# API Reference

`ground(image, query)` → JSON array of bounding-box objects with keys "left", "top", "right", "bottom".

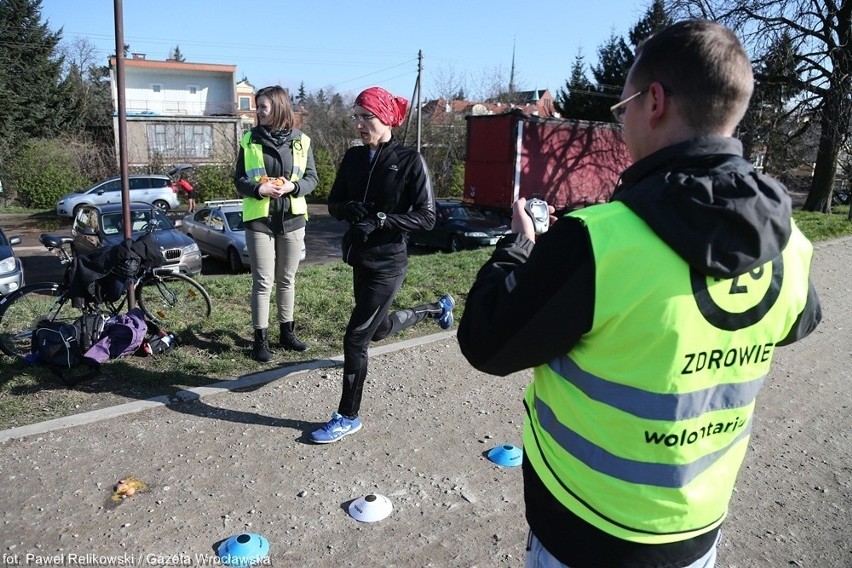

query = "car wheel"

[
  {"left": 72, "top": 204, "right": 89, "bottom": 218},
  {"left": 153, "top": 200, "right": 170, "bottom": 211},
  {"left": 227, "top": 247, "right": 244, "bottom": 274},
  {"left": 448, "top": 235, "right": 462, "bottom": 253}
]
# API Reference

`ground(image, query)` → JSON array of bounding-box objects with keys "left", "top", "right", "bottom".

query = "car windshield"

[
  {"left": 443, "top": 205, "right": 485, "bottom": 221},
  {"left": 102, "top": 209, "right": 173, "bottom": 235},
  {"left": 0, "top": 231, "right": 8, "bottom": 246},
  {"left": 225, "top": 211, "right": 244, "bottom": 231}
]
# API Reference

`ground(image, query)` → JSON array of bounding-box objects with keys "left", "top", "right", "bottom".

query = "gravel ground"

[{"left": 1, "top": 237, "right": 850, "bottom": 568}]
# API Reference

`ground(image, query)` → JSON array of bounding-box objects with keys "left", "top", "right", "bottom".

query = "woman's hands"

[{"left": 258, "top": 176, "right": 296, "bottom": 198}]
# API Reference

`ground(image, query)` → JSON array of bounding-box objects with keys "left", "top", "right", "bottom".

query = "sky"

[{"left": 39, "top": 0, "right": 648, "bottom": 102}]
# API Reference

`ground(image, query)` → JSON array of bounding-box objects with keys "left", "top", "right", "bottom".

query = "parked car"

[
  {"left": 409, "top": 199, "right": 511, "bottom": 252},
  {"left": 71, "top": 202, "right": 202, "bottom": 276},
  {"left": 0, "top": 227, "right": 25, "bottom": 296},
  {"left": 56, "top": 174, "right": 180, "bottom": 218},
  {"left": 179, "top": 199, "right": 305, "bottom": 274}
]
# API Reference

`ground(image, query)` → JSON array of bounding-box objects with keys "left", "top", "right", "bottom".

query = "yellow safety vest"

[
  {"left": 524, "top": 201, "right": 813, "bottom": 544},
  {"left": 240, "top": 130, "right": 309, "bottom": 221}
]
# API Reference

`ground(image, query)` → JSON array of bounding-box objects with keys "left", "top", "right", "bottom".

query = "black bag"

[
  {"left": 32, "top": 321, "right": 82, "bottom": 369},
  {"left": 138, "top": 318, "right": 178, "bottom": 356},
  {"left": 74, "top": 313, "right": 109, "bottom": 352}
]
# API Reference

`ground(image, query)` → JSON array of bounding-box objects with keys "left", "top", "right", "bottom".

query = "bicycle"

[{"left": 0, "top": 229, "right": 212, "bottom": 360}]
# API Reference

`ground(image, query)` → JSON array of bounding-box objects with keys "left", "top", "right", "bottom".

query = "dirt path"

[{"left": 0, "top": 237, "right": 849, "bottom": 567}]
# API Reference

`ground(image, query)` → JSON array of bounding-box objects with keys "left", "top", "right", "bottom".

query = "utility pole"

[
  {"left": 403, "top": 50, "right": 424, "bottom": 152},
  {"left": 113, "top": 0, "right": 135, "bottom": 307},
  {"left": 416, "top": 50, "right": 423, "bottom": 152}
]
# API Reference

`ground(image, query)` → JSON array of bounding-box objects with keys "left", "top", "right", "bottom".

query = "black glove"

[
  {"left": 349, "top": 219, "right": 378, "bottom": 243},
  {"left": 343, "top": 201, "right": 370, "bottom": 223}
]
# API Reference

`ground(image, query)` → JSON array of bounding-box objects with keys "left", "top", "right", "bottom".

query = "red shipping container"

[{"left": 463, "top": 111, "right": 632, "bottom": 214}]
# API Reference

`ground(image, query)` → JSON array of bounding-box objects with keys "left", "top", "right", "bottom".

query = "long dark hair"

[{"left": 255, "top": 85, "right": 295, "bottom": 130}]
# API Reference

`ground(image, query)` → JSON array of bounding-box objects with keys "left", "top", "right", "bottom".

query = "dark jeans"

[{"left": 337, "top": 265, "right": 439, "bottom": 417}]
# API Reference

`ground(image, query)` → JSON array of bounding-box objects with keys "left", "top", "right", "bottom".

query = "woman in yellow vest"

[{"left": 234, "top": 85, "right": 318, "bottom": 361}]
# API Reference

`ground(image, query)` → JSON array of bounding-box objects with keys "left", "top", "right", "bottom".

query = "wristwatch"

[{"left": 376, "top": 212, "right": 387, "bottom": 229}]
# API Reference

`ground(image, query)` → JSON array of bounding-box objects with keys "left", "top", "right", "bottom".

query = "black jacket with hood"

[
  {"left": 328, "top": 138, "right": 435, "bottom": 271},
  {"left": 457, "top": 136, "right": 821, "bottom": 567}
]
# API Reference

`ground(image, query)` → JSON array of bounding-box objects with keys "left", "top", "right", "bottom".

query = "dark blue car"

[{"left": 409, "top": 199, "right": 511, "bottom": 252}]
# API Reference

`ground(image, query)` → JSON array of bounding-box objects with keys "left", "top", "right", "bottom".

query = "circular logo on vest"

[{"left": 690, "top": 257, "right": 783, "bottom": 330}]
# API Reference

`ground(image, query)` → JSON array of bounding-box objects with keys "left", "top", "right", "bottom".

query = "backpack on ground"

[
  {"left": 32, "top": 321, "right": 82, "bottom": 369},
  {"left": 74, "top": 313, "right": 109, "bottom": 352}
]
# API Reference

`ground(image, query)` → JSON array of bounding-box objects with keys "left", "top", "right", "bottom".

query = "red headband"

[{"left": 355, "top": 87, "right": 409, "bottom": 128}]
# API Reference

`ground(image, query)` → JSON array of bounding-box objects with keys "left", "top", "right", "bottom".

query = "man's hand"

[
  {"left": 349, "top": 218, "right": 378, "bottom": 242},
  {"left": 344, "top": 201, "right": 370, "bottom": 223},
  {"left": 511, "top": 198, "right": 536, "bottom": 240},
  {"left": 511, "top": 198, "right": 556, "bottom": 242}
]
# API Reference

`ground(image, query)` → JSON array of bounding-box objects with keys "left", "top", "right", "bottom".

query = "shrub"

[
  {"left": 447, "top": 159, "right": 465, "bottom": 198},
  {"left": 311, "top": 146, "right": 336, "bottom": 201},
  {"left": 7, "top": 138, "right": 90, "bottom": 209},
  {"left": 193, "top": 162, "right": 237, "bottom": 203}
]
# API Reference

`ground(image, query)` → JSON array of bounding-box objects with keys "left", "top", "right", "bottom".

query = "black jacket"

[
  {"left": 328, "top": 138, "right": 435, "bottom": 271},
  {"left": 234, "top": 126, "right": 318, "bottom": 234},
  {"left": 457, "top": 136, "right": 822, "bottom": 567}
]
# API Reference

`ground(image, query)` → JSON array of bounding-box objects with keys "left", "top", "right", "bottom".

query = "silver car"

[
  {"left": 180, "top": 199, "right": 305, "bottom": 274},
  {"left": 72, "top": 202, "right": 202, "bottom": 276},
  {"left": 0, "top": 227, "right": 24, "bottom": 296},
  {"left": 56, "top": 174, "right": 180, "bottom": 218}
]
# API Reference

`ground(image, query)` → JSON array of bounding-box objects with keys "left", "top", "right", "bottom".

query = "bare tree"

[
  {"left": 469, "top": 65, "right": 512, "bottom": 102},
  {"left": 58, "top": 37, "right": 100, "bottom": 77},
  {"left": 426, "top": 64, "right": 469, "bottom": 101},
  {"left": 670, "top": 0, "right": 852, "bottom": 212}
]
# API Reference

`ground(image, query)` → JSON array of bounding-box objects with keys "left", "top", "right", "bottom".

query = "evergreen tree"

[
  {"left": 170, "top": 45, "right": 186, "bottom": 62},
  {"left": 629, "top": 0, "right": 672, "bottom": 48},
  {"left": 738, "top": 32, "right": 804, "bottom": 175},
  {"left": 297, "top": 82, "right": 307, "bottom": 104},
  {"left": 0, "top": 0, "right": 66, "bottom": 162},
  {"left": 589, "top": 32, "right": 633, "bottom": 122},
  {"left": 555, "top": 51, "right": 598, "bottom": 120}
]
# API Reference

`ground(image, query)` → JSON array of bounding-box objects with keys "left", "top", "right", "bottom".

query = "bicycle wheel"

[
  {"left": 136, "top": 273, "right": 212, "bottom": 332},
  {"left": 0, "top": 283, "right": 77, "bottom": 359}
]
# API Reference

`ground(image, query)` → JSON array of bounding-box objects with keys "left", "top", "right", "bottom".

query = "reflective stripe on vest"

[
  {"left": 240, "top": 130, "right": 310, "bottom": 221},
  {"left": 523, "top": 201, "right": 813, "bottom": 544}
]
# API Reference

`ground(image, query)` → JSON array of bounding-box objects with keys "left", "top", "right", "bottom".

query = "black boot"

[
  {"left": 252, "top": 328, "right": 273, "bottom": 362},
  {"left": 280, "top": 321, "right": 309, "bottom": 352}
]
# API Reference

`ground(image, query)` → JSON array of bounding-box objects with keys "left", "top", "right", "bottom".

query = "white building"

[{"left": 109, "top": 54, "right": 242, "bottom": 168}]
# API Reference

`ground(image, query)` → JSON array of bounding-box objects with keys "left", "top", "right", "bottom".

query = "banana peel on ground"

[{"left": 111, "top": 477, "right": 148, "bottom": 502}]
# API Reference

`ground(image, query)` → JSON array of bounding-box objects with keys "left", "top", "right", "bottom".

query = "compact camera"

[{"left": 524, "top": 198, "right": 550, "bottom": 235}]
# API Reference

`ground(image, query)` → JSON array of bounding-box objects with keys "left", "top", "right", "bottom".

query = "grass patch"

[
  {"left": 0, "top": 205, "right": 849, "bottom": 431},
  {"left": 0, "top": 247, "right": 491, "bottom": 430}
]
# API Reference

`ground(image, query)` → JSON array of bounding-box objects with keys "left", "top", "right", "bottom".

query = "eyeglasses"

[
  {"left": 350, "top": 113, "right": 377, "bottom": 123},
  {"left": 610, "top": 89, "right": 646, "bottom": 123}
]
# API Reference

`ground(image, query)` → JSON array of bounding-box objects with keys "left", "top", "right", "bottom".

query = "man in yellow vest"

[{"left": 458, "top": 20, "right": 822, "bottom": 568}]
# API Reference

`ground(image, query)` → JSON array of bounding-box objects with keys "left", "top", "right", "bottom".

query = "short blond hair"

[{"left": 631, "top": 20, "right": 753, "bottom": 133}]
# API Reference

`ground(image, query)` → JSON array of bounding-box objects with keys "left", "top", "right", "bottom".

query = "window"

[
  {"left": 95, "top": 179, "right": 121, "bottom": 194},
  {"left": 152, "top": 84, "right": 162, "bottom": 93},
  {"left": 188, "top": 85, "right": 198, "bottom": 95},
  {"left": 147, "top": 123, "right": 213, "bottom": 159},
  {"left": 239, "top": 96, "right": 251, "bottom": 111},
  {"left": 129, "top": 177, "right": 151, "bottom": 190},
  {"left": 209, "top": 211, "right": 225, "bottom": 230}
]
